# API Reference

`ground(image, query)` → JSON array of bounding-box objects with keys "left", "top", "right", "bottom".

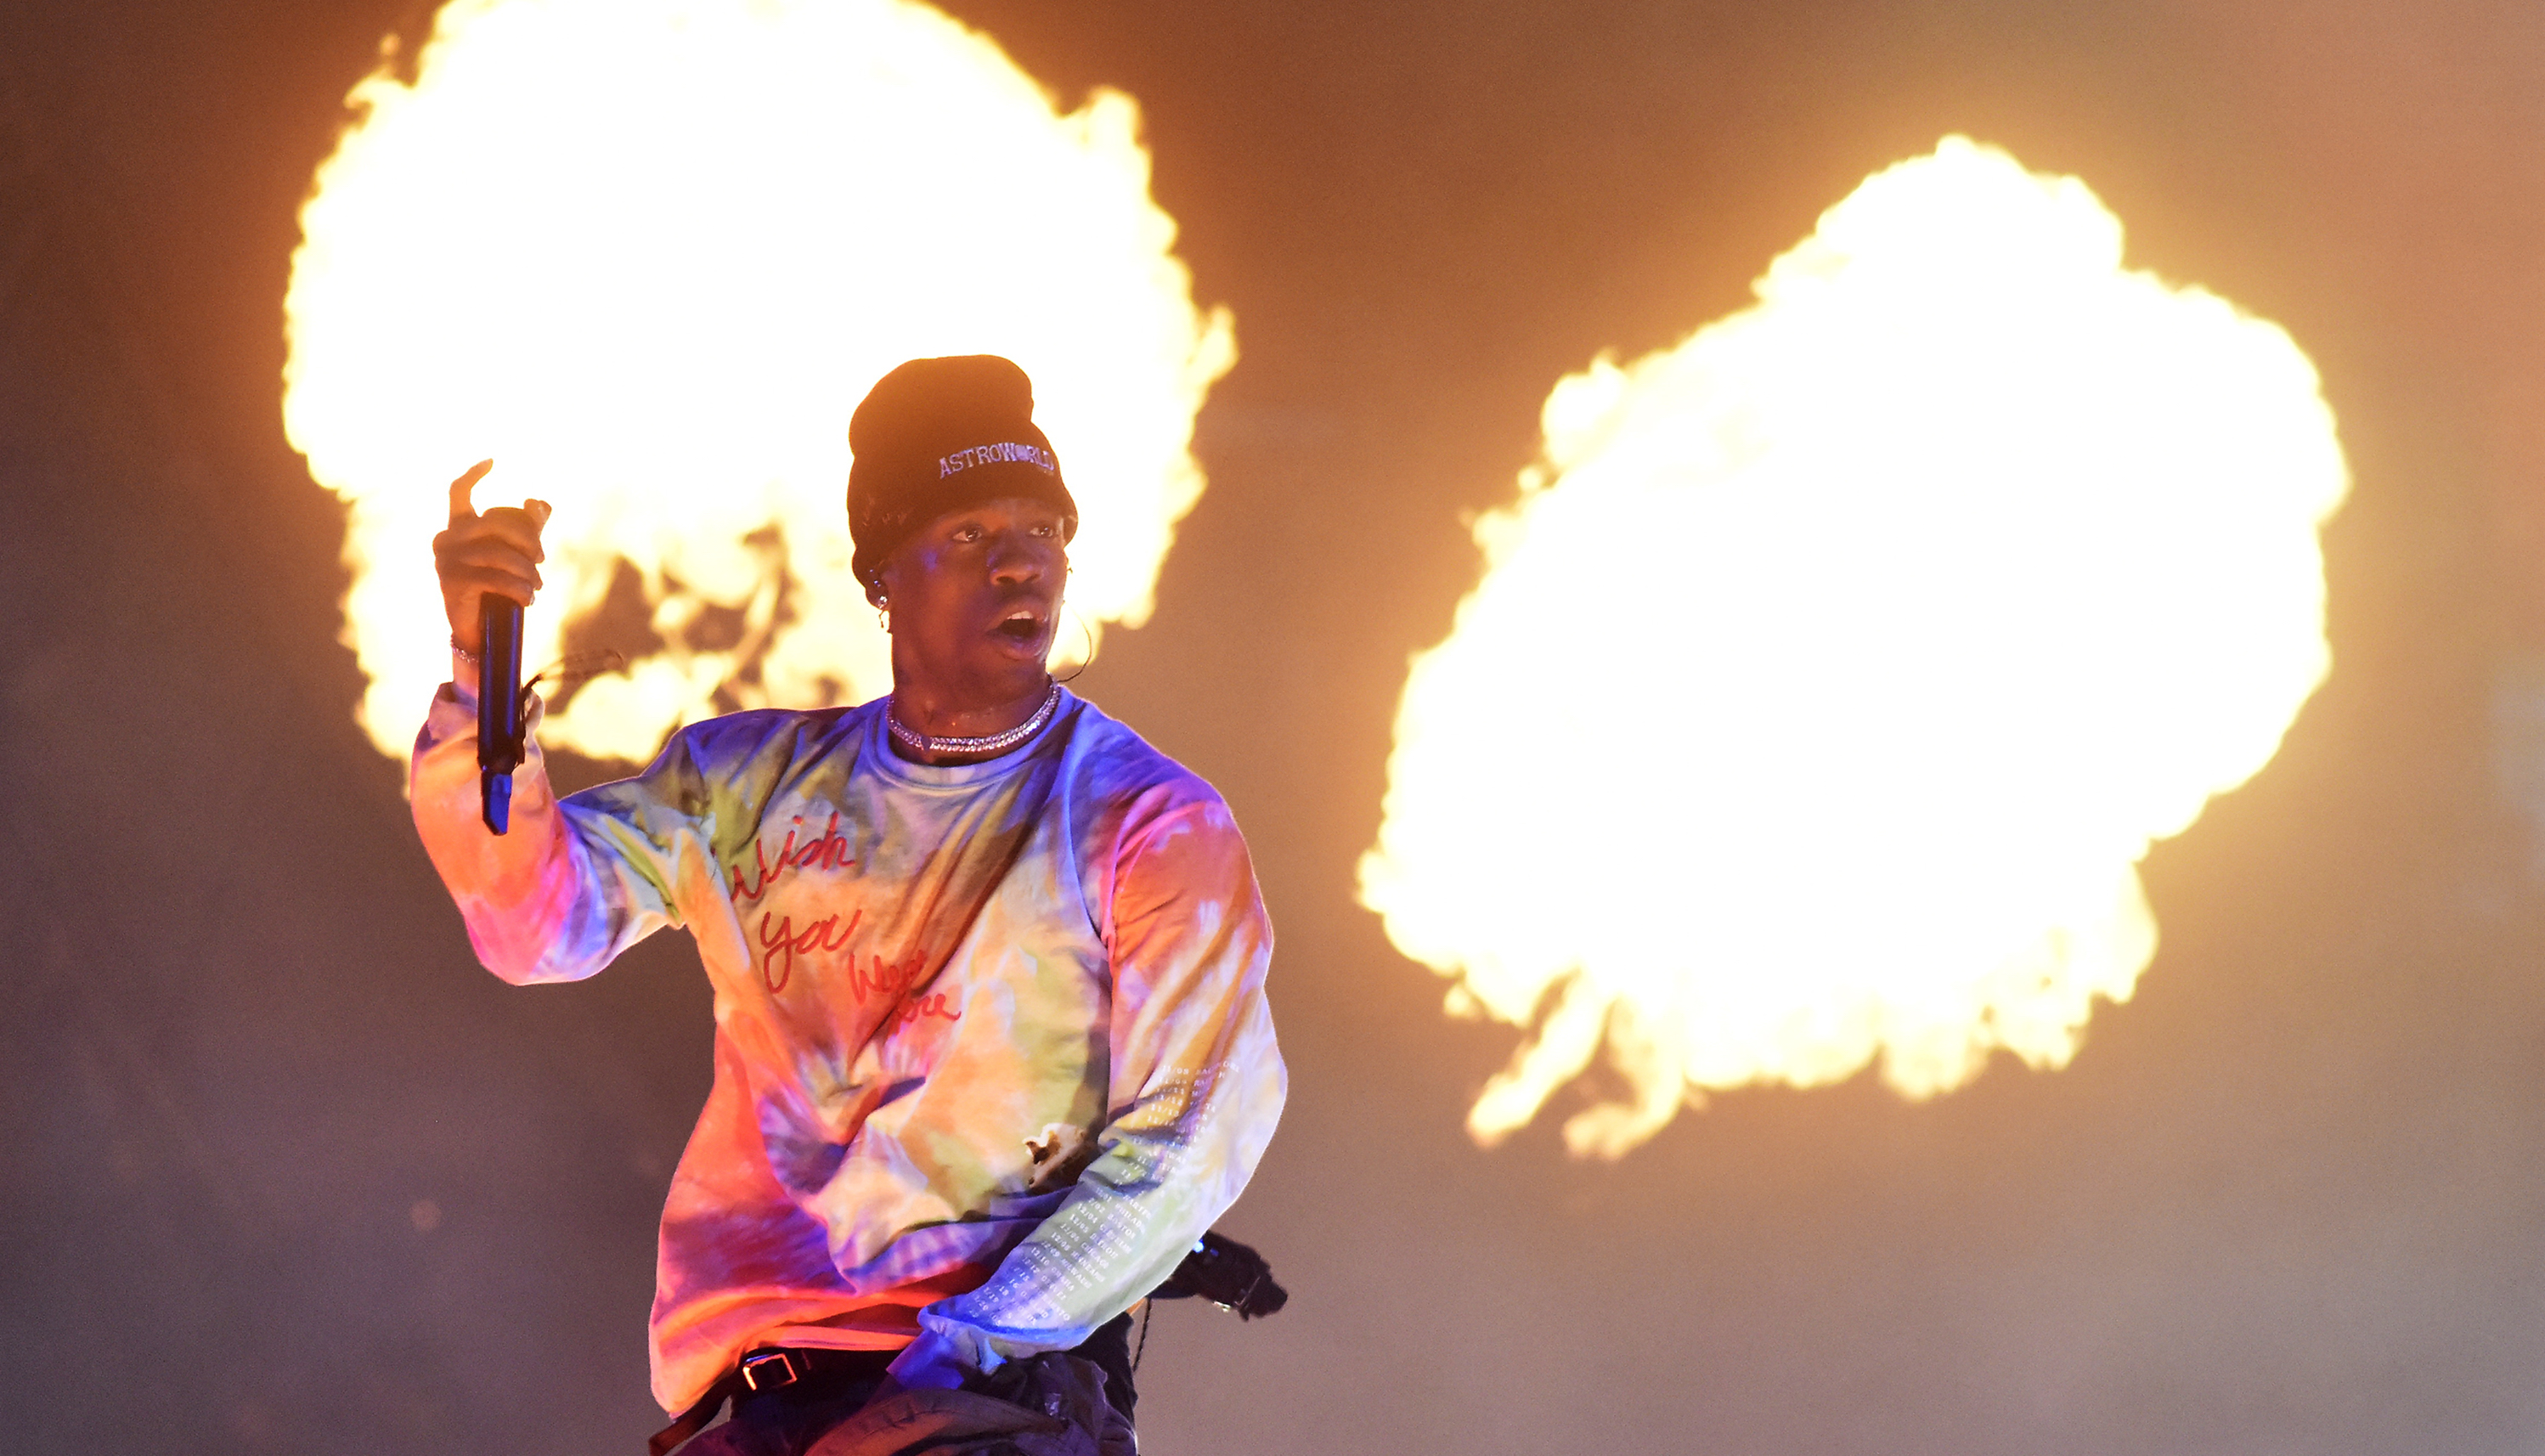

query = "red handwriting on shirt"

[
  {"left": 729, "top": 813, "right": 855, "bottom": 904},
  {"left": 756, "top": 907, "right": 862, "bottom": 994},
  {"left": 855, "top": 951, "right": 962, "bottom": 1024},
  {"left": 846, "top": 946, "right": 929, "bottom": 1003},
  {"left": 899, "top": 992, "right": 962, "bottom": 1024},
  {"left": 749, "top": 923, "right": 961, "bottom": 1024}
]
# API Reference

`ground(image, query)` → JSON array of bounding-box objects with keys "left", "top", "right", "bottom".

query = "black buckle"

[{"left": 739, "top": 1349, "right": 804, "bottom": 1392}]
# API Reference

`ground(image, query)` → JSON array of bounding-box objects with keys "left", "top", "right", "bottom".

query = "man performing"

[{"left": 412, "top": 354, "right": 1286, "bottom": 1455}]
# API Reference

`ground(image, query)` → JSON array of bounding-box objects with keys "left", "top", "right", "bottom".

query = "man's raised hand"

[{"left": 433, "top": 460, "right": 553, "bottom": 653}]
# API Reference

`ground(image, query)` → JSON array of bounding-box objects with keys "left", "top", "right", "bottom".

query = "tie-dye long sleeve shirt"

[{"left": 411, "top": 663, "right": 1284, "bottom": 1413}]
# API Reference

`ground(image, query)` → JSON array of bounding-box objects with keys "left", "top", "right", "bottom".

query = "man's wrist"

[
  {"left": 885, "top": 1329, "right": 974, "bottom": 1391},
  {"left": 449, "top": 643, "right": 482, "bottom": 698}
]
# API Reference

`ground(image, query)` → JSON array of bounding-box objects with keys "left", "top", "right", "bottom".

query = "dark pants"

[{"left": 684, "top": 1316, "right": 1137, "bottom": 1456}]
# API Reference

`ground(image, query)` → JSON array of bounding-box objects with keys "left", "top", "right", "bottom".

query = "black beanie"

[{"left": 848, "top": 355, "right": 1078, "bottom": 591}]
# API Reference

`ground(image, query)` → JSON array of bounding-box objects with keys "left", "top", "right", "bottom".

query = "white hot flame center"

[
  {"left": 285, "top": 0, "right": 1233, "bottom": 764},
  {"left": 1360, "top": 138, "right": 2349, "bottom": 1158}
]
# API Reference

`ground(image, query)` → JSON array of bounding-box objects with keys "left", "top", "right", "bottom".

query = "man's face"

[{"left": 872, "top": 495, "right": 1069, "bottom": 699}]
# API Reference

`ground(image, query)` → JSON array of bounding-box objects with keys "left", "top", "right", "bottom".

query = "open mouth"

[{"left": 992, "top": 609, "right": 1046, "bottom": 644}]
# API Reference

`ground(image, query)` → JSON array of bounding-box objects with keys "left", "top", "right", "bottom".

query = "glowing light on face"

[
  {"left": 285, "top": 0, "right": 1233, "bottom": 764},
  {"left": 1360, "top": 138, "right": 2349, "bottom": 1158}
]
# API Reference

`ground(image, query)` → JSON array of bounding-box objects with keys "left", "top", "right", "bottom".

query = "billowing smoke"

[
  {"left": 285, "top": 0, "right": 1233, "bottom": 764},
  {"left": 1361, "top": 138, "right": 2349, "bottom": 1157}
]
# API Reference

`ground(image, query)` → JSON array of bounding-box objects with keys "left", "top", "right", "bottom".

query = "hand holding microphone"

[{"left": 433, "top": 460, "right": 552, "bottom": 835}]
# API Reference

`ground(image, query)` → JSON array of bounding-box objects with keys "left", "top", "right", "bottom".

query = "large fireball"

[
  {"left": 285, "top": 0, "right": 1233, "bottom": 764},
  {"left": 1360, "top": 138, "right": 2349, "bottom": 1158}
]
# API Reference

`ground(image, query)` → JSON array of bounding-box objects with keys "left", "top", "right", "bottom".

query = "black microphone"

[{"left": 477, "top": 594, "right": 527, "bottom": 834}]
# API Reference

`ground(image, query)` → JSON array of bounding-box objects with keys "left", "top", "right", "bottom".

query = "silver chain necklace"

[{"left": 886, "top": 682, "right": 1060, "bottom": 759}]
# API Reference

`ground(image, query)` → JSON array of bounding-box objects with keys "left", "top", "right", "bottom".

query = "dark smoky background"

[{"left": 5, "top": 1, "right": 2545, "bottom": 1452}]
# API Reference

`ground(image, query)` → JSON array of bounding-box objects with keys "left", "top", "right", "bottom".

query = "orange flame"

[
  {"left": 1360, "top": 138, "right": 2350, "bottom": 1157},
  {"left": 285, "top": 0, "right": 1233, "bottom": 764}
]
